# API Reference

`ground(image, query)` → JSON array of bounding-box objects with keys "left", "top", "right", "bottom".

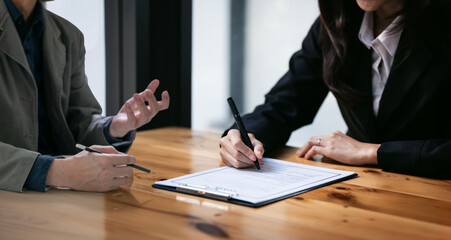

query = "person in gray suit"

[{"left": 0, "top": 0, "right": 170, "bottom": 192}]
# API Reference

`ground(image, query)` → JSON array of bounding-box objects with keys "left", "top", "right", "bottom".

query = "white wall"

[
  {"left": 192, "top": 0, "right": 231, "bottom": 132},
  {"left": 192, "top": 0, "right": 347, "bottom": 148},
  {"left": 45, "top": 0, "right": 106, "bottom": 114}
]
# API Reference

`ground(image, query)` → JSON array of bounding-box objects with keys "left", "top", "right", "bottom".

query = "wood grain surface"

[{"left": 0, "top": 127, "right": 450, "bottom": 240}]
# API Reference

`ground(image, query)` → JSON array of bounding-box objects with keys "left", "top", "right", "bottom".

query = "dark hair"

[{"left": 318, "top": 0, "right": 431, "bottom": 105}]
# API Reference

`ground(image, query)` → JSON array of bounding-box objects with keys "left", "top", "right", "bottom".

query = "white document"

[{"left": 154, "top": 158, "right": 356, "bottom": 206}]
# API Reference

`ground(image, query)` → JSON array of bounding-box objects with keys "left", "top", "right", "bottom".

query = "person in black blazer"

[{"left": 219, "top": 0, "right": 451, "bottom": 179}]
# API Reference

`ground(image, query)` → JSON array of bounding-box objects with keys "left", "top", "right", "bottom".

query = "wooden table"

[{"left": 1, "top": 127, "right": 450, "bottom": 239}]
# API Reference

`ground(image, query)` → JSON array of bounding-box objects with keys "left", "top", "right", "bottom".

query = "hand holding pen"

[
  {"left": 46, "top": 145, "right": 137, "bottom": 192},
  {"left": 219, "top": 97, "right": 264, "bottom": 170},
  {"left": 76, "top": 144, "right": 153, "bottom": 174}
]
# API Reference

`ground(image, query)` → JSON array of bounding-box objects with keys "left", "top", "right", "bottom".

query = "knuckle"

[
  {"left": 311, "top": 146, "right": 318, "bottom": 153},
  {"left": 232, "top": 150, "right": 241, "bottom": 159},
  {"left": 129, "top": 156, "right": 136, "bottom": 164},
  {"left": 100, "top": 168, "right": 112, "bottom": 178},
  {"left": 229, "top": 129, "right": 239, "bottom": 136},
  {"left": 231, "top": 140, "right": 241, "bottom": 149},
  {"left": 98, "top": 158, "right": 109, "bottom": 166}
]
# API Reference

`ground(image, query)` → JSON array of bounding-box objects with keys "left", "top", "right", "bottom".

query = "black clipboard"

[{"left": 152, "top": 173, "right": 357, "bottom": 208}]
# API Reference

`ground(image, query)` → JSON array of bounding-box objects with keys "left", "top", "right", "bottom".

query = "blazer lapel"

[
  {"left": 42, "top": 9, "right": 72, "bottom": 154},
  {"left": 0, "top": 1, "right": 33, "bottom": 77},
  {"left": 377, "top": 33, "right": 433, "bottom": 129},
  {"left": 42, "top": 9, "right": 66, "bottom": 102},
  {"left": 349, "top": 45, "right": 377, "bottom": 142}
]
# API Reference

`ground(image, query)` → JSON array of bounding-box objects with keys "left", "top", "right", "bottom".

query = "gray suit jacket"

[{"left": 0, "top": 1, "right": 111, "bottom": 192}]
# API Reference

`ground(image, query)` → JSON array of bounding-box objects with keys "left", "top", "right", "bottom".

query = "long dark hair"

[{"left": 318, "top": 0, "right": 431, "bottom": 105}]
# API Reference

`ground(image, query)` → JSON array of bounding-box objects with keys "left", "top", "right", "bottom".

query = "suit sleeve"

[
  {"left": 225, "top": 18, "right": 329, "bottom": 152},
  {"left": 0, "top": 142, "right": 39, "bottom": 192},
  {"left": 378, "top": 139, "right": 451, "bottom": 179}
]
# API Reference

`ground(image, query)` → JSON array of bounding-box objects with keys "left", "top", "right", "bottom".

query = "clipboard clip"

[{"left": 176, "top": 183, "right": 232, "bottom": 201}]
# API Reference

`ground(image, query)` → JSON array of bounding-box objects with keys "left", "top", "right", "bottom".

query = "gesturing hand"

[
  {"left": 109, "top": 79, "right": 170, "bottom": 138},
  {"left": 296, "top": 131, "right": 380, "bottom": 165}
]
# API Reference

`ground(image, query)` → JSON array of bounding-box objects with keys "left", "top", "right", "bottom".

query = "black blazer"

[{"left": 229, "top": 3, "right": 451, "bottom": 179}]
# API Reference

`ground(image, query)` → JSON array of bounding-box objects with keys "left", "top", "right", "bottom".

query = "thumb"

[{"left": 90, "top": 145, "right": 121, "bottom": 154}]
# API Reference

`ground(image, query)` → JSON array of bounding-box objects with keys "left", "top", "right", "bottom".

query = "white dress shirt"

[{"left": 358, "top": 11, "right": 403, "bottom": 115}]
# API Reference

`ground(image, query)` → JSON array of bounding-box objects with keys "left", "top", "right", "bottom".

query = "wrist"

[
  {"left": 364, "top": 143, "right": 380, "bottom": 165},
  {"left": 109, "top": 116, "right": 127, "bottom": 138},
  {"left": 46, "top": 159, "right": 69, "bottom": 188}
]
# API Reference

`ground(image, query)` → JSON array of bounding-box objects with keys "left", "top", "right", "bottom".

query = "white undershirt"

[{"left": 358, "top": 12, "right": 403, "bottom": 115}]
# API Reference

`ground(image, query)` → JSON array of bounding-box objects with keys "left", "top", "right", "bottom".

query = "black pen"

[
  {"left": 75, "top": 144, "right": 153, "bottom": 174},
  {"left": 227, "top": 97, "right": 261, "bottom": 171}
]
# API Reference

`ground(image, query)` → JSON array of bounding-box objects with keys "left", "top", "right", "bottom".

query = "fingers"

[
  {"left": 141, "top": 89, "right": 160, "bottom": 118},
  {"left": 159, "top": 91, "right": 170, "bottom": 110},
  {"left": 296, "top": 132, "right": 330, "bottom": 158},
  {"left": 87, "top": 146, "right": 136, "bottom": 166},
  {"left": 296, "top": 138, "right": 316, "bottom": 158},
  {"left": 296, "top": 131, "right": 346, "bottom": 160},
  {"left": 98, "top": 154, "right": 136, "bottom": 166},
  {"left": 250, "top": 134, "right": 265, "bottom": 160},
  {"left": 220, "top": 147, "right": 253, "bottom": 168},
  {"left": 304, "top": 146, "right": 326, "bottom": 160},
  {"left": 121, "top": 81, "right": 169, "bottom": 129},
  {"left": 141, "top": 89, "right": 170, "bottom": 113},
  {"left": 133, "top": 94, "right": 153, "bottom": 126},
  {"left": 146, "top": 79, "right": 160, "bottom": 93},
  {"left": 144, "top": 79, "right": 169, "bottom": 111},
  {"left": 228, "top": 130, "right": 256, "bottom": 161},
  {"left": 219, "top": 129, "right": 264, "bottom": 168},
  {"left": 89, "top": 145, "right": 120, "bottom": 154},
  {"left": 124, "top": 102, "right": 135, "bottom": 124}
]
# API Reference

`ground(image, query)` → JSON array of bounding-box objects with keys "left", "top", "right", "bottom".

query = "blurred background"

[{"left": 45, "top": 0, "right": 346, "bottom": 148}]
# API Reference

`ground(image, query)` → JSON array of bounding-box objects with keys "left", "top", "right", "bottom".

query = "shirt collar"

[
  {"left": 4, "top": 0, "right": 23, "bottom": 22},
  {"left": 4, "top": 0, "right": 44, "bottom": 25},
  {"left": 358, "top": 11, "right": 403, "bottom": 57}
]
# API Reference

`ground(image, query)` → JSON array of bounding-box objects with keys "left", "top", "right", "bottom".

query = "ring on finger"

[{"left": 317, "top": 138, "right": 321, "bottom": 146}]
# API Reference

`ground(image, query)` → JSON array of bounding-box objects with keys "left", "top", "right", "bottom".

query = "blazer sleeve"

[
  {"left": 378, "top": 139, "right": 451, "bottom": 179},
  {"left": 225, "top": 18, "right": 329, "bottom": 152},
  {"left": 0, "top": 142, "right": 39, "bottom": 192}
]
